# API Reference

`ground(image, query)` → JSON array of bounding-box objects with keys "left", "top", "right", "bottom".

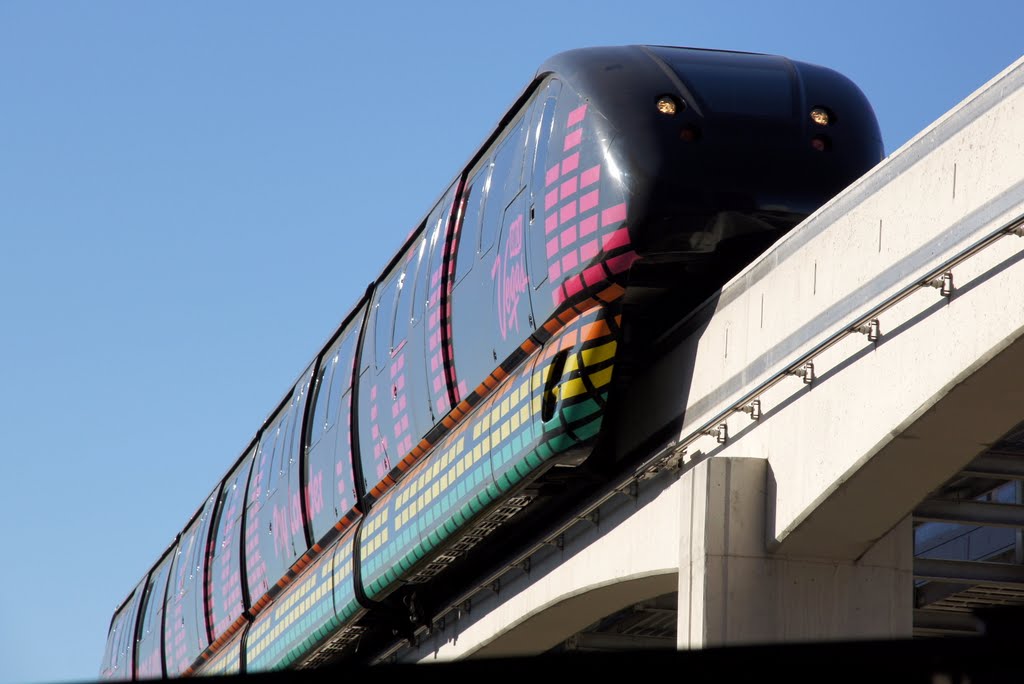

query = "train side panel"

[
  {"left": 195, "top": 623, "right": 246, "bottom": 677},
  {"left": 356, "top": 229, "right": 444, "bottom": 500},
  {"left": 526, "top": 77, "right": 635, "bottom": 329},
  {"left": 244, "top": 366, "right": 315, "bottom": 616},
  {"left": 134, "top": 549, "right": 174, "bottom": 679},
  {"left": 98, "top": 579, "right": 144, "bottom": 680},
  {"left": 358, "top": 304, "right": 618, "bottom": 603},
  {"left": 421, "top": 184, "right": 460, "bottom": 418},
  {"left": 243, "top": 538, "right": 334, "bottom": 672},
  {"left": 305, "top": 311, "right": 364, "bottom": 542},
  {"left": 356, "top": 75, "right": 635, "bottom": 602},
  {"left": 449, "top": 112, "right": 531, "bottom": 400},
  {"left": 164, "top": 491, "right": 217, "bottom": 676},
  {"left": 358, "top": 393, "right": 496, "bottom": 600},
  {"left": 241, "top": 526, "right": 364, "bottom": 672},
  {"left": 206, "top": 449, "right": 254, "bottom": 644}
]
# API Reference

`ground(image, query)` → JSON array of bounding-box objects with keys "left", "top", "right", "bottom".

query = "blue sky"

[{"left": 0, "top": 2, "right": 1020, "bottom": 683}]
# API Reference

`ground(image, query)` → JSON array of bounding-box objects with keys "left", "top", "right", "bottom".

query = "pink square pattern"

[{"left": 541, "top": 103, "right": 633, "bottom": 307}]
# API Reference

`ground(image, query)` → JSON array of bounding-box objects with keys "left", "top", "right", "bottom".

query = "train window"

[
  {"left": 101, "top": 618, "right": 117, "bottom": 676},
  {"left": 135, "top": 552, "right": 173, "bottom": 679},
  {"left": 282, "top": 405, "right": 298, "bottom": 475},
  {"left": 270, "top": 412, "right": 291, "bottom": 492},
  {"left": 307, "top": 356, "right": 336, "bottom": 450},
  {"left": 289, "top": 369, "right": 311, "bottom": 469},
  {"left": 106, "top": 616, "right": 123, "bottom": 675},
  {"left": 417, "top": 182, "right": 457, "bottom": 315},
  {"left": 327, "top": 332, "right": 356, "bottom": 421},
  {"left": 170, "top": 523, "right": 197, "bottom": 599},
  {"left": 307, "top": 322, "right": 360, "bottom": 447},
  {"left": 528, "top": 80, "right": 561, "bottom": 291},
  {"left": 164, "top": 510, "right": 209, "bottom": 676},
  {"left": 305, "top": 313, "right": 362, "bottom": 540},
  {"left": 391, "top": 241, "right": 421, "bottom": 354},
  {"left": 189, "top": 508, "right": 207, "bottom": 580},
  {"left": 480, "top": 118, "right": 526, "bottom": 255},
  {"left": 207, "top": 451, "right": 251, "bottom": 638},
  {"left": 454, "top": 164, "right": 491, "bottom": 284},
  {"left": 139, "top": 561, "right": 167, "bottom": 637},
  {"left": 373, "top": 274, "right": 400, "bottom": 372},
  {"left": 259, "top": 423, "right": 282, "bottom": 497},
  {"left": 105, "top": 582, "right": 143, "bottom": 678},
  {"left": 410, "top": 233, "right": 429, "bottom": 327},
  {"left": 138, "top": 576, "right": 158, "bottom": 639},
  {"left": 530, "top": 80, "right": 561, "bottom": 204}
]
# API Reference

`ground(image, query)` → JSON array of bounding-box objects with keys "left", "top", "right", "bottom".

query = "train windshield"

[{"left": 647, "top": 47, "right": 795, "bottom": 119}]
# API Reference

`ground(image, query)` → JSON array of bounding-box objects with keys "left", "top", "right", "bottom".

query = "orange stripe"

[
  {"left": 580, "top": 318, "right": 611, "bottom": 341},
  {"left": 574, "top": 297, "right": 596, "bottom": 313},
  {"left": 596, "top": 283, "right": 624, "bottom": 303}
]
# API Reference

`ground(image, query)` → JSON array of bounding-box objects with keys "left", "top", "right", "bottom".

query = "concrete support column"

[{"left": 677, "top": 457, "right": 912, "bottom": 649}]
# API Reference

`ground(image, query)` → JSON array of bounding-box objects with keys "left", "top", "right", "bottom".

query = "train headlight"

[
  {"left": 810, "top": 107, "right": 832, "bottom": 126},
  {"left": 656, "top": 95, "right": 681, "bottom": 115}
]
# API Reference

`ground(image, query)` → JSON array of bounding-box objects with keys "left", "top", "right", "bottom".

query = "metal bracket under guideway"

[
  {"left": 701, "top": 423, "right": 728, "bottom": 444},
  {"left": 787, "top": 362, "right": 815, "bottom": 384},
  {"left": 927, "top": 271, "right": 954, "bottom": 297}
]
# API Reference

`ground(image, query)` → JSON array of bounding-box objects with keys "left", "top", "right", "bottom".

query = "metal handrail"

[{"left": 680, "top": 211, "right": 1024, "bottom": 456}]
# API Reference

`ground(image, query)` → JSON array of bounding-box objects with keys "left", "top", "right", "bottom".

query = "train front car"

[{"left": 539, "top": 46, "right": 882, "bottom": 300}]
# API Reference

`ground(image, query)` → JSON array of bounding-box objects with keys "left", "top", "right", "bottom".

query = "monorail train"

[{"left": 100, "top": 45, "right": 882, "bottom": 678}]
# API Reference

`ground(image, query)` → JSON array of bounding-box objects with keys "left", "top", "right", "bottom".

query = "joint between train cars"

[
  {"left": 350, "top": 529, "right": 431, "bottom": 650},
  {"left": 350, "top": 282, "right": 377, "bottom": 511}
]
